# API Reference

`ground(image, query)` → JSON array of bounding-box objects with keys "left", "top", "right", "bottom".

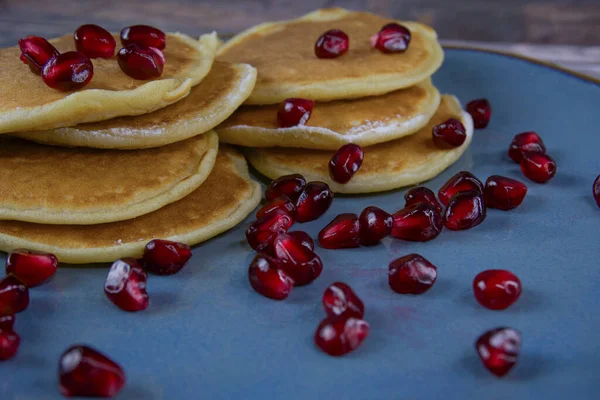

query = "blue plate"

[{"left": 2, "top": 48, "right": 600, "bottom": 400}]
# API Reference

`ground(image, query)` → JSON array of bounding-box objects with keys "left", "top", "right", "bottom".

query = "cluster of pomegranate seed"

[
  {"left": 318, "top": 206, "right": 392, "bottom": 249},
  {"left": 508, "top": 131, "right": 556, "bottom": 183},
  {"left": 328, "top": 143, "right": 364, "bottom": 183},
  {"left": 277, "top": 98, "right": 315, "bottom": 128}
]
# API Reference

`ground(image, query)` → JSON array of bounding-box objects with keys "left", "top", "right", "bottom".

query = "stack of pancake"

[
  {"left": 0, "top": 32, "right": 262, "bottom": 264},
  {"left": 215, "top": 8, "right": 474, "bottom": 194}
]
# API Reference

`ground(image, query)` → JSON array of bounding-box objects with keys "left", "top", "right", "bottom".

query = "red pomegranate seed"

[
  {"left": 295, "top": 181, "right": 334, "bottom": 222},
  {"left": 322, "top": 282, "right": 364, "bottom": 319},
  {"left": 438, "top": 171, "right": 484, "bottom": 206},
  {"left": 74, "top": 24, "right": 116, "bottom": 58},
  {"left": 5, "top": 249, "right": 58, "bottom": 287},
  {"left": 328, "top": 144, "right": 364, "bottom": 184},
  {"left": 444, "top": 191, "right": 486, "bottom": 230},
  {"left": 473, "top": 270, "right": 522, "bottom": 310},
  {"left": 484, "top": 175, "right": 528, "bottom": 210},
  {"left": 432, "top": 118, "right": 467, "bottom": 148},
  {"left": 0, "top": 275, "right": 29, "bottom": 316},
  {"left": 370, "top": 23, "right": 411, "bottom": 53},
  {"left": 59, "top": 345, "right": 126, "bottom": 397},
  {"left": 0, "top": 315, "right": 15, "bottom": 332},
  {"left": 0, "top": 330, "right": 20, "bottom": 361},
  {"left": 476, "top": 327, "right": 521, "bottom": 377},
  {"left": 121, "top": 25, "right": 166, "bottom": 50},
  {"left": 273, "top": 233, "right": 323, "bottom": 286},
  {"left": 277, "top": 98, "right": 315, "bottom": 128},
  {"left": 391, "top": 203, "right": 443, "bottom": 242},
  {"left": 315, "top": 29, "right": 349, "bottom": 59},
  {"left": 42, "top": 51, "right": 93, "bottom": 91},
  {"left": 104, "top": 258, "right": 148, "bottom": 312},
  {"left": 508, "top": 131, "right": 546, "bottom": 163},
  {"left": 318, "top": 213, "right": 360, "bottom": 249},
  {"left": 358, "top": 206, "right": 392, "bottom": 246},
  {"left": 245, "top": 209, "right": 293, "bottom": 251},
  {"left": 287, "top": 231, "right": 314, "bottom": 251},
  {"left": 315, "top": 316, "right": 370, "bottom": 356},
  {"left": 466, "top": 98, "right": 492, "bottom": 129},
  {"left": 520, "top": 152, "right": 557, "bottom": 183},
  {"left": 256, "top": 195, "right": 297, "bottom": 220},
  {"left": 265, "top": 174, "right": 306, "bottom": 202},
  {"left": 404, "top": 186, "right": 443, "bottom": 214},
  {"left": 248, "top": 253, "right": 294, "bottom": 300},
  {"left": 117, "top": 44, "right": 164, "bottom": 80},
  {"left": 18, "top": 36, "right": 59, "bottom": 74},
  {"left": 593, "top": 175, "right": 600, "bottom": 209},
  {"left": 142, "top": 239, "right": 192, "bottom": 275},
  {"left": 389, "top": 254, "right": 437, "bottom": 294}
]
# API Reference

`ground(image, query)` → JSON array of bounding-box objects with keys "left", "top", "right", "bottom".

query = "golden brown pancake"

[
  {"left": 14, "top": 62, "right": 257, "bottom": 149},
  {"left": 218, "top": 8, "right": 443, "bottom": 104},
  {"left": 0, "top": 32, "right": 218, "bottom": 134},
  {"left": 245, "top": 95, "right": 473, "bottom": 194},
  {"left": 0, "top": 131, "right": 218, "bottom": 224},
  {"left": 216, "top": 78, "right": 440, "bottom": 150},
  {"left": 0, "top": 146, "right": 261, "bottom": 264}
]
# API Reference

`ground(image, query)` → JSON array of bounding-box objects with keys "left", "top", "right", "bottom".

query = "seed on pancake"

[
  {"left": 466, "top": 98, "right": 492, "bottom": 129},
  {"left": 117, "top": 44, "right": 164, "bottom": 80},
  {"left": 120, "top": 25, "right": 166, "bottom": 50},
  {"left": 245, "top": 209, "right": 294, "bottom": 251},
  {"left": 142, "top": 239, "right": 192, "bottom": 276},
  {"left": 0, "top": 315, "right": 15, "bottom": 332},
  {"left": 265, "top": 174, "right": 307, "bottom": 203},
  {"left": 438, "top": 171, "right": 484, "bottom": 206},
  {"left": 18, "top": 35, "right": 59, "bottom": 74},
  {"left": 432, "top": 118, "right": 467, "bottom": 148},
  {"left": 444, "top": 190, "right": 487, "bottom": 231},
  {"left": 322, "top": 282, "right": 364, "bottom": 319},
  {"left": 473, "top": 270, "right": 522, "bottom": 310},
  {"left": 314, "top": 315, "right": 369, "bottom": 356},
  {"left": 318, "top": 213, "right": 360, "bottom": 249},
  {"left": 0, "top": 275, "right": 29, "bottom": 316},
  {"left": 248, "top": 253, "right": 294, "bottom": 300},
  {"left": 42, "top": 51, "right": 94, "bottom": 91},
  {"left": 273, "top": 233, "right": 323, "bottom": 286},
  {"left": 475, "top": 327, "right": 521, "bottom": 377},
  {"left": 520, "top": 152, "right": 557, "bottom": 183},
  {"left": 594, "top": 175, "right": 600, "bottom": 209},
  {"left": 508, "top": 131, "right": 546, "bottom": 163},
  {"left": 287, "top": 231, "right": 314, "bottom": 251},
  {"left": 256, "top": 195, "right": 297, "bottom": 221},
  {"left": 277, "top": 98, "right": 315, "bottom": 128},
  {"left": 404, "top": 186, "right": 444, "bottom": 214},
  {"left": 59, "top": 345, "right": 126, "bottom": 397},
  {"left": 104, "top": 258, "right": 149, "bottom": 312},
  {"left": 391, "top": 203, "right": 443, "bottom": 242},
  {"left": 389, "top": 254, "right": 437, "bottom": 294},
  {"left": 295, "top": 182, "right": 334, "bottom": 222},
  {"left": 0, "top": 330, "right": 20, "bottom": 361},
  {"left": 328, "top": 143, "right": 364, "bottom": 184},
  {"left": 370, "top": 23, "right": 411, "bottom": 53},
  {"left": 358, "top": 206, "right": 392, "bottom": 246},
  {"left": 5, "top": 249, "right": 58, "bottom": 287},
  {"left": 314, "top": 29, "right": 349, "bottom": 59},
  {"left": 74, "top": 24, "right": 116, "bottom": 58},
  {"left": 484, "top": 176, "right": 528, "bottom": 210}
]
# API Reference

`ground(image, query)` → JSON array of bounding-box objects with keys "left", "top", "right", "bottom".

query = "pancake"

[
  {"left": 0, "top": 131, "right": 218, "bottom": 225},
  {"left": 14, "top": 62, "right": 257, "bottom": 149},
  {"left": 218, "top": 8, "right": 443, "bottom": 104},
  {"left": 0, "top": 32, "right": 218, "bottom": 134},
  {"left": 216, "top": 78, "right": 440, "bottom": 150},
  {"left": 0, "top": 147, "right": 261, "bottom": 264},
  {"left": 245, "top": 95, "right": 473, "bottom": 194}
]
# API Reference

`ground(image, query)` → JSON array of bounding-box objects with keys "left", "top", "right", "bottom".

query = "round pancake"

[
  {"left": 218, "top": 8, "right": 443, "bottom": 104},
  {"left": 0, "top": 32, "right": 218, "bottom": 134},
  {"left": 0, "top": 131, "right": 218, "bottom": 225},
  {"left": 245, "top": 95, "right": 473, "bottom": 194},
  {"left": 216, "top": 78, "right": 440, "bottom": 150},
  {"left": 14, "top": 62, "right": 257, "bottom": 149},
  {"left": 0, "top": 146, "right": 261, "bottom": 264}
]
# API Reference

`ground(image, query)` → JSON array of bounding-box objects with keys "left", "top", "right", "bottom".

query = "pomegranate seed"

[
  {"left": 388, "top": 254, "right": 437, "bottom": 294},
  {"left": 432, "top": 118, "right": 467, "bottom": 148},
  {"left": 256, "top": 195, "right": 297, "bottom": 220},
  {"left": 104, "top": 258, "right": 149, "bottom": 312},
  {"left": 74, "top": 24, "right": 116, "bottom": 58},
  {"left": 142, "top": 239, "right": 192, "bottom": 275},
  {"left": 484, "top": 176, "right": 527, "bottom": 210},
  {"left": 42, "top": 51, "right": 93, "bottom": 91},
  {"left": 391, "top": 203, "right": 443, "bottom": 242},
  {"left": 370, "top": 23, "right": 411, "bottom": 53},
  {"left": 438, "top": 171, "right": 484, "bottom": 206},
  {"left": 121, "top": 25, "right": 166, "bottom": 50},
  {"left": 277, "top": 98, "right": 315, "bottom": 128},
  {"left": 520, "top": 152, "right": 557, "bottom": 183},
  {"left": 318, "top": 213, "right": 360, "bottom": 249},
  {"left": 508, "top": 131, "right": 546, "bottom": 163},
  {"left": 476, "top": 327, "right": 521, "bottom": 377},
  {"left": 314, "top": 29, "right": 349, "bottom": 59},
  {"left": 466, "top": 98, "right": 492, "bottom": 129},
  {"left": 444, "top": 191, "right": 486, "bottom": 230},
  {"left": 0, "top": 331, "right": 20, "bottom": 361},
  {"left": 273, "top": 233, "right": 323, "bottom": 286},
  {"left": 328, "top": 144, "right": 364, "bottom": 184},
  {"left": 59, "top": 345, "right": 126, "bottom": 397},
  {"left": 5, "top": 249, "right": 58, "bottom": 287},
  {"left": 322, "top": 282, "right": 364, "bottom": 319},
  {"left": 593, "top": 175, "right": 600, "bottom": 209},
  {"left": 265, "top": 174, "right": 306, "bottom": 203},
  {"left": 0, "top": 315, "right": 15, "bottom": 332},
  {"left": 404, "top": 186, "right": 443, "bottom": 214},
  {"left": 248, "top": 253, "right": 294, "bottom": 300},
  {"left": 473, "top": 270, "right": 522, "bottom": 310},
  {"left": 287, "top": 231, "right": 314, "bottom": 251},
  {"left": 0, "top": 275, "right": 29, "bottom": 316},
  {"left": 117, "top": 44, "right": 164, "bottom": 80},
  {"left": 245, "top": 209, "right": 293, "bottom": 251},
  {"left": 358, "top": 206, "right": 392, "bottom": 246},
  {"left": 18, "top": 35, "right": 59, "bottom": 74},
  {"left": 314, "top": 316, "right": 370, "bottom": 356},
  {"left": 295, "top": 181, "right": 334, "bottom": 222}
]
